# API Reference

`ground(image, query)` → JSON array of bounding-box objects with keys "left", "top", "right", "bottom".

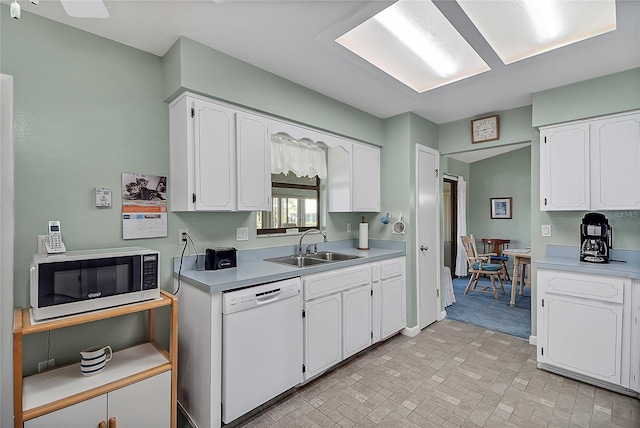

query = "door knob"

[{"left": 420, "top": 245, "right": 428, "bottom": 252}]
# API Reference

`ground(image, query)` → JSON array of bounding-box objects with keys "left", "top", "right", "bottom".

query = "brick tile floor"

[{"left": 184, "top": 319, "right": 640, "bottom": 427}]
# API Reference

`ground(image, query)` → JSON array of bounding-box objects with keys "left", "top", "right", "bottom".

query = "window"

[{"left": 257, "top": 174, "right": 320, "bottom": 235}]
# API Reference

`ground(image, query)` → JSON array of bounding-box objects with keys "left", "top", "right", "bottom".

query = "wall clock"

[{"left": 471, "top": 114, "right": 499, "bottom": 143}]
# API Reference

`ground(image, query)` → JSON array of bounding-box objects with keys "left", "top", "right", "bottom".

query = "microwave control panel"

[{"left": 142, "top": 253, "right": 159, "bottom": 290}]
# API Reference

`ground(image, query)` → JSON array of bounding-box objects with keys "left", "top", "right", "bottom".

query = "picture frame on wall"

[{"left": 491, "top": 197, "right": 512, "bottom": 219}]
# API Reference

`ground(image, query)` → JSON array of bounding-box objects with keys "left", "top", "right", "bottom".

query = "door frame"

[
  {"left": 415, "top": 144, "right": 442, "bottom": 329},
  {"left": 443, "top": 176, "right": 458, "bottom": 275},
  {"left": 1, "top": 73, "right": 15, "bottom": 428}
]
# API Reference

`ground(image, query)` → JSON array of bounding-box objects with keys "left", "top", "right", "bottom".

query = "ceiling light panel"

[
  {"left": 336, "top": 0, "right": 490, "bottom": 93},
  {"left": 457, "top": 0, "right": 617, "bottom": 64}
]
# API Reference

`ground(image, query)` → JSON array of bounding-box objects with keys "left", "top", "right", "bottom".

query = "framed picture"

[{"left": 490, "top": 197, "right": 512, "bottom": 219}]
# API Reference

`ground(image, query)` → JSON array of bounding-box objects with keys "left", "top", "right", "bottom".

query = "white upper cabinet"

[
  {"left": 169, "top": 93, "right": 271, "bottom": 212},
  {"left": 352, "top": 143, "right": 381, "bottom": 212},
  {"left": 540, "top": 123, "right": 590, "bottom": 211},
  {"left": 540, "top": 110, "right": 640, "bottom": 211},
  {"left": 236, "top": 111, "right": 271, "bottom": 211},
  {"left": 328, "top": 139, "right": 381, "bottom": 213},
  {"left": 590, "top": 112, "right": 640, "bottom": 210}
]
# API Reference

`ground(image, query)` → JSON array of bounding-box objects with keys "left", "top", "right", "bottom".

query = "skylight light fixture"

[
  {"left": 457, "top": 0, "right": 617, "bottom": 64},
  {"left": 336, "top": 0, "right": 490, "bottom": 93}
]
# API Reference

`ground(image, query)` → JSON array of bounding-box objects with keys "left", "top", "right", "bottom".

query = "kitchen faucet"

[{"left": 298, "top": 229, "right": 327, "bottom": 256}]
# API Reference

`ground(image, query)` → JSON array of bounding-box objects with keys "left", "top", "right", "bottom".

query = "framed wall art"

[{"left": 490, "top": 197, "right": 512, "bottom": 219}]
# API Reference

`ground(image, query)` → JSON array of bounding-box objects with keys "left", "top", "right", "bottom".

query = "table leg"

[{"left": 510, "top": 257, "right": 519, "bottom": 307}]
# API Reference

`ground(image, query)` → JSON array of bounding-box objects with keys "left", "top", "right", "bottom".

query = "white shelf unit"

[{"left": 13, "top": 290, "right": 178, "bottom": 428}]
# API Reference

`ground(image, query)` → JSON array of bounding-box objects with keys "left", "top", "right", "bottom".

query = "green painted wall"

[
  {"left": 439, "top": 105, "right": 533, "bottom": 155},
  {"left": 467, "top": 147, "right": 532, "bottom": 249},
  {"left": 167, "top": 37, "right": 385, "bottom": 146},
  {"left": 532, "top": 68, "right": 640, "bottom": 127},
  {"left": 0, "top": 12, "right": 379, "bottom": 375}
]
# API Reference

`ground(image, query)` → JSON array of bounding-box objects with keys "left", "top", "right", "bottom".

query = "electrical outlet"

[
  {"left": 346, "top": 223, "right": 351, "bottom": 232},
  {"left": 179, "top": 229, "right": 189, "bottom": 245},
  {"left": 38, "top": 359, "right": 55, "bottom": 373},
  {"left": 37, "top": 235, "right": 49, "bottom": 256},
  {"left": 541, "top": 224, "right": 552, "bottom": 237}
]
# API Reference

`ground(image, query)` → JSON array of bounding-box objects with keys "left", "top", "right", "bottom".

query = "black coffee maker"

[{"left": 580, "top": 213, "right": 612, "bottom": 263}]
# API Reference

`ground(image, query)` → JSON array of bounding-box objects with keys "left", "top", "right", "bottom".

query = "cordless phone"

[{"left": 45, "top": 220, "right": 67, "bottom": 254}]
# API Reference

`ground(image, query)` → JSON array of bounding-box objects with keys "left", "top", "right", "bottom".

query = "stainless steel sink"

[
  {"left": 265, "top": 252, "right": 361, "bottom": 268},
  {"left": 307, "top": 251, "right": 361, "bottom": 262},
  {"left": 265, "top": 255, "right": 329, "bottom": 268}
]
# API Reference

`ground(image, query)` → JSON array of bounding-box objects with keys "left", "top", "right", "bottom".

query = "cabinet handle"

[
  {"left": 108, "top": 417, "right": 116, "bottom": 428},
  {"left": 99, "top": 422, "right": 106, "bottom": 428}
]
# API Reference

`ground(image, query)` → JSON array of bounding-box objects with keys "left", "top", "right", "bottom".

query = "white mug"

[{"left": 80, "top": 345, "right": 112, "bottom": 376}]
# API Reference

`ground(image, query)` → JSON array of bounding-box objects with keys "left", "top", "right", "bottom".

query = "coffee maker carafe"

[{"left": 580, "top": 213, "right": 612, "bottom": 263}]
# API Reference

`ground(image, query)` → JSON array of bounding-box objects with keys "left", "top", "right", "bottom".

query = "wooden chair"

[{"left": 460, "top": 235, "right": 506, "bottom": 300}]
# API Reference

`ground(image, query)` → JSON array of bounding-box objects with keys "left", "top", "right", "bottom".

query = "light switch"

[
  {"left": 236, "top": 227, "right": 249, "bottom": 241},
  {"left": 541, "top": 224, "right": 552, "bottom": 237}
]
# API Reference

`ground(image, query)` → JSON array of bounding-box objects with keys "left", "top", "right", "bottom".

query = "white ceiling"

[
  {"left": 8, "top": 0, "right": 640, "bottom": 124},
  {"left": 446, "top": 142, "right": 531, "bottom": 163}
]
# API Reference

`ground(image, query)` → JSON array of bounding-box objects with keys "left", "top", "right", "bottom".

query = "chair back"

[{"left": 460, "top": 235, "right": 478, "bottom": 269}]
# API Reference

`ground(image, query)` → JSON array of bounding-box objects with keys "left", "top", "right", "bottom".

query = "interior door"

[{"left": 416, "top": 145, "right": 440, "bottom": 329}]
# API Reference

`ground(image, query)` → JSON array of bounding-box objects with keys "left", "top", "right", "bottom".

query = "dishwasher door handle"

[{"left": 255, "top": 291, "right": 282, "bottom": 305}]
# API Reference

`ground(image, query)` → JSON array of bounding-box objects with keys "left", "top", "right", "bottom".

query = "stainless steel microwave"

[{"left": 30, "top": 247, "right": 160, "bottom": 321}]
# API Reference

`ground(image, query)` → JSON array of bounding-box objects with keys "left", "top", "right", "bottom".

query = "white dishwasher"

[{"left": 222, "top": 277, "right": 302, "bottom": 424}]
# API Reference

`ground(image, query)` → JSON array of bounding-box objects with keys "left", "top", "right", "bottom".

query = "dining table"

[{"left": 502, "top": 248, "right": 531, "bottom": 307}]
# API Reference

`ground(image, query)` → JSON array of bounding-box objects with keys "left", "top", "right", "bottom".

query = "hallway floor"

[{"left": 223, "top": 319, "right": 639, "bottom": 428}]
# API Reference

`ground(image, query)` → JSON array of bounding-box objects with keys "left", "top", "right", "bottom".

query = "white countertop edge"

[{"left": 175, "top": 248, "right": 406, "bottom": 294}]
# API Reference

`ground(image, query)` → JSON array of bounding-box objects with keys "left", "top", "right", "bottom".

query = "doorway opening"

[{"left": 443, "top": 177, "right": 457, "bottom": 276}]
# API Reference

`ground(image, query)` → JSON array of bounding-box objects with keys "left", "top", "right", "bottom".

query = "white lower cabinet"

[
  {"left": 25, "top": 371, "right": 171, "bottom": 428},
  {"left": 632, "top": 280, "right": 640, "bottom": 393},
  {"left": 537, "top": 269, "right": 632, "bottom": 391},
  {"left": 303, "top": 258, "right": 406, "bottom": 381},
  {"left": 378, "top": 258, "right": 407, "bottom": 340},
  {"left": 343, "top": 285, "right": 373, "bottom": 359},
  {"left": 303, "top": 265, "right": 371, "bottom": 381},
  {"left": 304, "top": 293, "right": 343, "bottom": 380}
]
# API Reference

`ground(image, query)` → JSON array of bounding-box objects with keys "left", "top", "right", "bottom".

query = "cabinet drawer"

[
  {"left": 541, "top": 269, "right": 626, "bottom": 304},
  {"left": 380, "top": 258, "right": 405, "bottom": 280},
  {"left": 303, "top": 265, "right": 370, "bottom": 300}
]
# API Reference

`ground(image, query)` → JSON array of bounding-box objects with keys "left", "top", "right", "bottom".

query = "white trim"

[
  {"left": 0, "top": 73, "right": 14, "bottom": 428},
  {"left": 529, "top": 335, "right": 537, "bottom": 346},
  {"left": 415, "top": 144, "right": 441, "bottom": 330},
  {"left": 443, "top": 173, "right": 459, "bottom": 181},
  {"left": 401, "top": 325, "right": 421, "bottom": 337},
  {"left": 439, "top": 310, "right": 447, "bottom": 321}
]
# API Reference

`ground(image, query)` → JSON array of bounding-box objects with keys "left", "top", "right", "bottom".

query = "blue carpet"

[{"left": 445, "top": 276, "right": 531, "bottom": 339}]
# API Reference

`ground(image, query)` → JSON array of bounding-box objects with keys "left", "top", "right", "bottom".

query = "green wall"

[
  {"left": 166, "top": 37, "right": 385, "bottom": 146},
  {"left": 467, "top": 147, "right": 532, "bottom": 249},
  {"left": 532, "top": 68, "right": 640, "bottom": 127},
  {"left": 0, "top": 11, "right": 382, "bottom": 374}
]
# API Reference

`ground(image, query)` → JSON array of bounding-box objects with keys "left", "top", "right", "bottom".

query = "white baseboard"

[
  {"left": 529, "top": 335, "right": 537, "bottom": 346},
  {"left": 401, "top": 325, "right": 421, "bottom": 337},
  {"left": 438, "top": 310, "right": 446, "bottom": 321}
]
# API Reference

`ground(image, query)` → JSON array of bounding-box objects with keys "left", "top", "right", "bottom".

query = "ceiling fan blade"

[{"left": 59, "top": 0, "right": 109, "bottom": 18}]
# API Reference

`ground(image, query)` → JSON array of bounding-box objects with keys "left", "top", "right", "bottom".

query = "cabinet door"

[
  {"left": 327, "top": 144, "right": 351, "bottom": 212},
  {"left": 590, "top": 113, "right": 640, "bottom": 210},
  {"left": 632, "top": 281, "right": 640, "bottom": 393},
  {"left": 304, "top": 294, "right": 341, "bottom": 380},
  {"left": 24, "top": 395, "right": 107, "bottom": 428},
  {"left": 380, "top": 276, "right": 405, "bottom": 340},
  {"left": 193, "top": 99, "right": 236, "bottom": 211},
  {"left": 541, "top": 293, "right": 622, "bottom": 385},
  {"left": 352, "top": 143, "right": 380, "bottom": 212},
  {"left": 236, "top": 112, "right": 271, "bottom": 211},
  {"left": 343, "top": 285, "right": 372, "bottom": 359},
  {"left": 540, "top": 123, "right": 590, "bottom": 211},
  {"left": 108, "top": 371, "right": 171, "bottom": 428}
]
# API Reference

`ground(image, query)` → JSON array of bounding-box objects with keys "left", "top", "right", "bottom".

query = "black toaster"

[{"left": 205, "top": 247, "right": 237, "bottom": 270}]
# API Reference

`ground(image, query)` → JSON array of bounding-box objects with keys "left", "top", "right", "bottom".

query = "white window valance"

[{"left": 271, "top": 132, "right": 327, "bottom": 179}]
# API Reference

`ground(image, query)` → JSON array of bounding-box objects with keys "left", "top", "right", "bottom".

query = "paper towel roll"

[{"left": 358, "top": 222, "right": 369, "bottom": 250}]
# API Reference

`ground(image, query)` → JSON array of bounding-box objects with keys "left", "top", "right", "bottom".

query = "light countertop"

[
  {"left": 535, "top": 245, "right": 640, "bottom": 279},
  {"left": 173, "top": 239, "right": 406, "bottom": 293}
]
